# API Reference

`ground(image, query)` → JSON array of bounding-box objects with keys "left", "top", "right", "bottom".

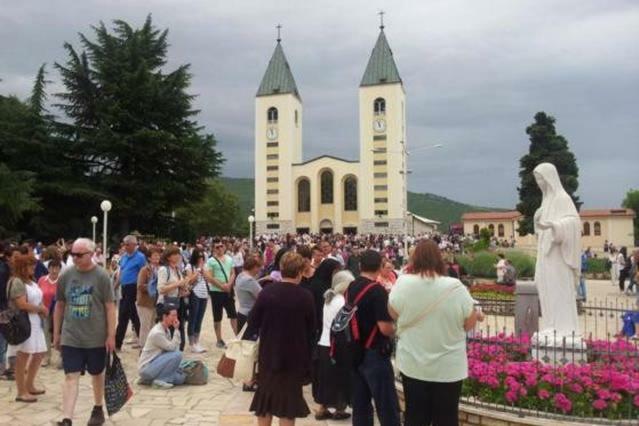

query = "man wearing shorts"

[
  {"left": 54, "top": 238, "right": 116, "bottom": 426},
  {"left": 204, "top": 241, "right": 237, "bottom": 348}
]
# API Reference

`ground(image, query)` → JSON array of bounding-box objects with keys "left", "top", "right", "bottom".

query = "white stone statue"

[{"left": 533, "top": 162, "right": 581, "bottom": 340}]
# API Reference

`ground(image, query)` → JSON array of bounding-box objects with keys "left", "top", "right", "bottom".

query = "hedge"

[
  {"left": 458, "top": 251, "right": 536, "bottom": 279},
  {"left": 586, "top": 257, "right": 609, "bottom": 274}
]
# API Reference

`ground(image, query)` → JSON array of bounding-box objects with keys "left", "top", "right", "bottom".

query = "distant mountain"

[{"left": 221, "top": 177, "right": 502, "bottom": 231}]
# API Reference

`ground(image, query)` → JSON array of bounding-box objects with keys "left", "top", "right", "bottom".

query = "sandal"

[
  {"left": 15, "top": 396, "right": 37, "bottom": 403},
  {"left": 314, "top": 411, "right": 333, "bottom": 421},
  {"left": 28, "top": 389, "right": 46, "bottom": 395},
  {"left": 333, "top": 412, "right": 351, "bottom": 421},
  {"left": 242, "top": 383, "right": 258, "bottom": 392}
]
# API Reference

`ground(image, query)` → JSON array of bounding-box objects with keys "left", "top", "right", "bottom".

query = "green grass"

[{"left": 221, "top": 177, "right": 502, "bottom": 230}]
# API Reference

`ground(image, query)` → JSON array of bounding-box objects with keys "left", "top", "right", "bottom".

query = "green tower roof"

[
  {"left": 256, "top": 42, "right": 300, "bottom": 99},
  {"left": 360, "top": 30, "right": 402, "bottom": 87}
]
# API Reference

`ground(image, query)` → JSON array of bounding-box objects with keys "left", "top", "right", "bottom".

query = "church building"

[{"left": 254, "top": 23, "right": 413, "bottom": 235}]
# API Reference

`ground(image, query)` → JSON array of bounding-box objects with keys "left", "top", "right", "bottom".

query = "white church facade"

[{"left": 254, "top": 25, "right": 425, "bottom": 235}]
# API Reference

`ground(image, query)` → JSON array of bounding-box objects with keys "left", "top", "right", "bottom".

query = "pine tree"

[
  {"left": 54, "top": 16, "right": 223, "bottom": 235},
  {"left": 516, "top": 112, "right": 581, "bottom": 235}
]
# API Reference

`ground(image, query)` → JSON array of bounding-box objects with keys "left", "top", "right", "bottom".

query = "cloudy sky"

[{"left": 2, "top": 0, "right": 638, "bottom": 208}]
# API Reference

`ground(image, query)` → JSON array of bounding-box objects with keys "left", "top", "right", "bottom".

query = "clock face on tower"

[
  {"left": 373, "top": 119, "right": 386, "bottom": 133},
  {"left": 266, "top": 126, "right": 278, "bottom": 141}
]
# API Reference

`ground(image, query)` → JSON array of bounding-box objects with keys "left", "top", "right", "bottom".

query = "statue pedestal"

[{"left": 532, "top": 331, "right": 587, "bottom": 366}]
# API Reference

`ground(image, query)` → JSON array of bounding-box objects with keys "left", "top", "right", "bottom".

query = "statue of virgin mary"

[{"left": 533, "top": 163, "right": 581, "bottom": 339}]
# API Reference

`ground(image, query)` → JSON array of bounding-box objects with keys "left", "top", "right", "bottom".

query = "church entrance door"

[
  {"left": 319, "top": 219, "right": 333, "bottom": 235},
  {"left": 343, "top": 227, "right": 357, "bottom": 235}
]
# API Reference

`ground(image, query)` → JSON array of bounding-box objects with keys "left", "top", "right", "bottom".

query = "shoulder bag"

[
  {"left": 0, "top": 278, "right": 31, "bottom": 345},
  {"left": 216, "top": 322, "right": 258, "bottom": 383}
]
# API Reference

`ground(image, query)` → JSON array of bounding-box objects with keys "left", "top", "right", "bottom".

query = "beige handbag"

[{"left": 216, "top": 324, "right": 258, "bottom": 383}]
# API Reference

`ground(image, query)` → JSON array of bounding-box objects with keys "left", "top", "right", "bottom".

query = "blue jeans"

[
  {"left": 351, "top": 350, "right": 401, "bottom": 426},
  {"left": 578, "top": 277, "right": 587, "bottom": 301},
  {"left": 139, "top": 351, "right": 186, "bottom": 385},
  {"left": 188, "top": 296, "right": 208, "bottom": 338}
]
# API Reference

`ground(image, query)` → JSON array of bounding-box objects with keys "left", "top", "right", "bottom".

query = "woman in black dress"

[
  {"left": 249, "top": 252, "right": 316, "bottom": 426},
  {"left": 305, "top": 259, "right": 342, "bottom": 416}
]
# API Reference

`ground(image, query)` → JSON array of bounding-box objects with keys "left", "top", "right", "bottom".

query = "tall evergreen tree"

[
  {"left": 622, "top": 189, "right": 639, "bottom": 243},
  {"left": 54, "top": 16, "right": 223, "bottom": 235},
  {"left": 516, "top": 112, "right": 581, "bottom": 235}
]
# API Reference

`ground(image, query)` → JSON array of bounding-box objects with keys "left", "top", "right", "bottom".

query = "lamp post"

[
  {"left": 248, "top": 215, "right": 255, "bottom": 250},
  {"left": 90, "top": 216, "right": 98, "bottom": 242},
  {"left": 100, "top": 200, "right": 112, "bottom": 263}
]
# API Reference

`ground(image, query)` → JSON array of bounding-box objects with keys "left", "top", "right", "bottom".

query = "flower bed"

[
  {"left": 463, "top": 334, "right": 639, "bottom": 419},
  {"left": 470, "top": 283, "right": 515, "bottom": 301}
]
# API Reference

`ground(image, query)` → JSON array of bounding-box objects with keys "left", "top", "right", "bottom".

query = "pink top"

[{"left": 37, "top": 275, "right": 57, "bottom": 310}]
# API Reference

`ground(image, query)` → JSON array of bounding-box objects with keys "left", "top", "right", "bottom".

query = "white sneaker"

[
  {"left": 195, "top": 343, "right": 207, "bottom": 353},
  {"left": 189, "top": 344, "right": 200, "bottom": 353},
  {"left": 152, "top": 380, "right": 174, "bottom": 389}
]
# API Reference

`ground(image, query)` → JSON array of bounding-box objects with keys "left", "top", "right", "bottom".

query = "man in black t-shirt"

[{"left": 347, "top": 250, "right": 400, "bottom": 426}]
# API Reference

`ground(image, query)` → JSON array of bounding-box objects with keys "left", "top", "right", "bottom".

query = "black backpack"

[{"left": 330, "top": 281, "right": 381, "bottom": 367}]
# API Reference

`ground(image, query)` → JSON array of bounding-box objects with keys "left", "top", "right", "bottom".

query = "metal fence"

[
  {"left": 471, "top": 297, "right": 639, "bottom": 340},
  {"left": 459, "top": 298, "right": 639, "bottom": 424}
]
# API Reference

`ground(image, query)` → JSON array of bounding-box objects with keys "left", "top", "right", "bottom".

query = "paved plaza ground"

[{"left": 0, "top": 279, "right": 636, "bottom": 425}]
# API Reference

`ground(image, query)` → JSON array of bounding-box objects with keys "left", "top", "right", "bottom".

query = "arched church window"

[
  {"left": 374, "top": 98, "right": 386, "bottom": 115},
  {"left": 344, "top": 177, "right": 357, "bottom": 211},
  {"left": 498, "top": 224, "right": 505, "bottom": 238},
  {"left": 267, "top": 107, "right": 278, "bottom": 123},
  {"left": 488, "top": 224, "right": 495, "bottom": 236},
  {"left": 594, "top": 222, "right": 601, "bottom": 236},
  {"left": 473, "top": 224, "right": 480, "bottom": 235},
  {"left": 298, "top": 179, "right": 310, "bottom": 212},
  {"left": 295, "top": 110, "right": 298, "bottom": 126},
  {"left": 583, "top": 222, "right": 590, "bottom": 236},
  {"left": 321, "top": 171, "right": 334, "bottom": 204}
]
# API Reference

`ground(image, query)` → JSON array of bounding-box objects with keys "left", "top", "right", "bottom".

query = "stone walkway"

[{"left": 0, "top": 279, "right": 635, "bottom": 425}]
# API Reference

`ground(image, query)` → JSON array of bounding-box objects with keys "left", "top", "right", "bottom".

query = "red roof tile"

[
  {"left": 462, "top": 211, "right": 523, "bottom": 221},
  {"left": 579, "top": 209, "right": 635, "bottom": 218}
]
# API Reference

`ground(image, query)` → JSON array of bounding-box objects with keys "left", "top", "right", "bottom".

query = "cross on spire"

[
  {"left": 378, "top": 10, "right": 385, "bottom": 30},
  {"left": 276, "top": 24, "right": 282, "bottom": 43}
]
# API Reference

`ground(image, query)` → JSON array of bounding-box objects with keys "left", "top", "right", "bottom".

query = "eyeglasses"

[
  {"left": 215, "top": 245, "right": 224, "bottom": 249},
  {"left": 70, "top": 252, "right": 90, "bottom": 258}
]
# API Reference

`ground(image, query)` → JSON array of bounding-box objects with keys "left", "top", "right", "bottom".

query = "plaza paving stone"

[{"left": 0, "top": 279, "right": 635, "bottom": 425}]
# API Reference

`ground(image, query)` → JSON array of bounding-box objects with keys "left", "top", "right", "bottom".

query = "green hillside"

[
  {"left": 407, "top": 192, "right": 500, "bottom": 230},
  {"left": 221, "top": 177, "right": 501, "bottom": 231}
]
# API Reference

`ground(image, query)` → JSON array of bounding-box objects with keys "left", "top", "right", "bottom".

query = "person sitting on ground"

[{"left": 137, "top": 304, "right": 186, "bottom": 389}]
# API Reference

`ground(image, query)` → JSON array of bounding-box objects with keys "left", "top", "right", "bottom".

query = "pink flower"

[
  {"left": 553, "top": 393, "right": 572, "bottom": 413},
  {"left": 505, "top": 390, "right": 518, "bottom": 403},
  {"left": 569, "top": 383, "right": 583, "bottom": 393},
  {"left": 592, "top": 399, "right": 607, "bottom": 410},
  {"left": 633, "top": 395, "right": 639, "bottom": 408},
  {"left": 538, "top": 389, "right": 550, "bottom": 400}
]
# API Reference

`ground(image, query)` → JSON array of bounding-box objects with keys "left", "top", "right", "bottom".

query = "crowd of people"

[{"left": 1, "top": 231, "right": 487, "bottom": 426}]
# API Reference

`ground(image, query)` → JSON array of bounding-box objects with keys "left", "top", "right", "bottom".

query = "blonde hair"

[{"left": 280, "top": 252, "right": 306, "bottom": 279}]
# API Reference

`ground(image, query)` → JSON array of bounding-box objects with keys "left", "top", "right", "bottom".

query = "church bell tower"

[
  {"left": 254, "top": 29, "right": 303, "bottom": 235},
  {"left": 358, "top": 21, "right": 407, "bottom": 234}
]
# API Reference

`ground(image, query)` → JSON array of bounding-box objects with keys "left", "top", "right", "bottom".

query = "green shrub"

[
  {"left": 458, "top": 251, "right": 535, "bottom": 279},
  {"left": 507, "top": 251, "right": 536, "bottom": 278},
  {"left": 586, "top": 257, "right": 609, "bottom": 274}
]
